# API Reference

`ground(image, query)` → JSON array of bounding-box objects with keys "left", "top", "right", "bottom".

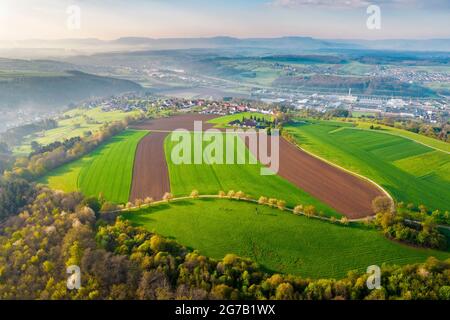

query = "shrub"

[
  {"left": 80, "top": 196, "right": 101, "bottom": 215},
  {"left": 277, "top": 200, "right": 286, "bottom": 211},
  {"left": 235, "top": 191, "right": 245, "bottom": 200},
  {"left": 304, "top": 205, "right": 317, "bottom": 218},
  {"left": 163, "top": 193, "right": 174, "bottom": 202},
  {"left": 100, "top": 202, "right": 120, "bottom": 212},
  {"left": 258, "top": 196, "right": 268, "bottom": 205},
  {"left": 190, "top": 190, "right": 199, "bottom": 199},
  {"left": 372, "top": 196, "right": 392, "bottom": 214},
  {"left": 135, "top": 198, "right": 144, "bottom": 208},
  {"left": 340, "top": 217, "right": 349, "bottom": 225},
  {"left": 268, "top": 198, "right": 278, "bottom": 207},
  {"left": 293, "top": 205, "right": 303, "bottom": 215}
]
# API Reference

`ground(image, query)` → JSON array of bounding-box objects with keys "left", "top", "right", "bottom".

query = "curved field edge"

[
  {"left": 284, "top": 120, "right": 450, "bottom": 212},
  {"left": 122, "top": 198, "right": 450, "bottom": 279},
  {"left": 284, "top": 135, "right": 393, "bottom": 206},
  {"left": 163, "top": 131, "right": 342, "bottom": 218},
  {"left": 38, "top": 129, "right": 148, "bottom": 203}
]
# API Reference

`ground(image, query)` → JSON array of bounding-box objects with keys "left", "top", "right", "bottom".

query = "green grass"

[
  {"left": 39, "top": 130, "right": 148, "bottom": 203},
  {"left": 123, "top": 198, "right": 450, "bottom": 279},
  {"left": 285, "top": 120, "right": 450, "bottom": 211},
  {"left": 338, "top": 62, "right": 376, "bottom": 75},
  {"left": 0, "top": 70, "right": 67, "bottom": 79},
  {"left": 164, "top": 131, "right": 341, "bottom": 218},
  {"left": 351, "top": 111, "right": 378, "bottom": 118},
  {"left": 208, "top": 112, "right": 273, "bottom": 128},
  {"left": 14, "top": 107, "right": 141, "bottom": 155},
  {"left": 354, "top": 121, "right": 450, "bottom": 153}
]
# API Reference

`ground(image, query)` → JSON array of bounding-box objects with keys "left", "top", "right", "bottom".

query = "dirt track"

[
  {"left": 129, "top": 114, "right": 216, "bottom": 201},
  {"left": 130, "top": 114, "right": 384, "bottom": 218}
]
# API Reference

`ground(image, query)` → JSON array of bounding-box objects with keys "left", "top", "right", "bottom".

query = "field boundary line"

[
  {"left": 102, "top": 194, "right": 450, "bottom": 228},
  {"left": 283, "top": 136, "right": 394, "bottom": 207},
  {"left": 104, "top": 195, "right": 336, "bottom": 222}
]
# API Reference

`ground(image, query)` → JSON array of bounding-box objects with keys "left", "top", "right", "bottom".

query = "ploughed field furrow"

[
  {"left": 129, "top": 132, "right": 171, "bottom": 201},
  {"left": 129, "top": 114, "right": 216, "bottom": 201},
  {"left": 131, "top": 114, "right": 384, "bottom": 217},
  {"left": 241, "top": 133, "right": 385, "bottom": 218}
]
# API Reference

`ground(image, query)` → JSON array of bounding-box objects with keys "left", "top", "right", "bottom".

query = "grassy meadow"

[
  {"left": 208, "top": 112, "right": 273, "bottom": 128},
  {"left": 284, "top": 120, "right": 450, "bottom": 211},
  {"left": 123, "top": 198, "right": 450, "bottom": 279},
  {"left": 14, "top": 107, "right": 141, "bottom": 155},
  {"left": 354, "top": 121, "right": 450, "bottom": 153},
  {"left": 39, "top": 130, "right": 147, "bottom": 203}
]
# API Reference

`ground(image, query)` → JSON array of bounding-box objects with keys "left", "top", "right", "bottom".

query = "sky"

[{"left": 0, "top": 0, "right": 449, "bottom": 41}]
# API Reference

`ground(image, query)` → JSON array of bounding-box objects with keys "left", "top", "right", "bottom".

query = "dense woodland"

[
  {"left": 0, "top": 186, "right": 449, "bottom": 300},
  {"left": 370, "top": 197, "right": 448, "bottom": 250}
]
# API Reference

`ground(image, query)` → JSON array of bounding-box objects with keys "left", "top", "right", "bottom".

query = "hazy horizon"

[
  {"left": 0, "top": 0, "right": 449, "bottom": 42},
  {"left": 3, "top": 35, "right": 450, "bottom": 42}
]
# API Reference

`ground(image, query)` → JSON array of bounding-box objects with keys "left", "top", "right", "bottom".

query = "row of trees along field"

[
  {"left": 0, "top": 185, "right": 449, "bottom": 300},
  {"left": 369, "top": 117, "right": 449, "bottom": 142},
  {"left": 3, "top": 113, "right": 145, "bottom": 181},
  {"left": 95, "top": 187, "right": 449, "bottom": 252}
]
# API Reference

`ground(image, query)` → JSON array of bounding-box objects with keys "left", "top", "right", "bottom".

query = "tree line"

[
  {"left": 3, "top": 114, "right": 144, "bottom": 182},
  {"left": 292, "top": 108, "right": 449, "bottom": 143},
  {"left": 370, "top": 118, "right": 449, "bottom": 142}
]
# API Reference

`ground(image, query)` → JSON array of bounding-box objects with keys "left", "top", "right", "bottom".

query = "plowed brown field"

[
  {"left": 268, "top": 136, "right": 382, "bottom": 218},
  {"left": 130, "top": 114, "right": 385, "bottom": 218}
]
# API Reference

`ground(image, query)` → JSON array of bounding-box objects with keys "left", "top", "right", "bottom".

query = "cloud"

[
  {"left": 270, "top": 0, "right": 450, "bottom": 9},
  {"left": 271, "top": 0, "right": 370, "bottom": 8}
]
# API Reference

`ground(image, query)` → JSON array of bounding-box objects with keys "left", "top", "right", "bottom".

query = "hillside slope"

[{"left": 0, "top": 69, "right": 142, "bottom": 109}]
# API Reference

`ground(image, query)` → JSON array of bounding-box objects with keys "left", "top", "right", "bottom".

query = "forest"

[{"left": 0, "top": 181, "right": 449, "bottom": 300}]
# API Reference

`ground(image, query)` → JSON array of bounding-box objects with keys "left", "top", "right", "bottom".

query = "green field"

[
  {"left": 354, "top": 121, "right": 450, "bottom": 153},
  {"left": 164, "top": 131, "right": 341, "bottom": 218},
  {"left": 351, "top": 111, "right": 378, "bottom": 118},
  {"left": 39, "top": 130, "right": 147, "bottom": 203},
  {"left": 338, "top": 62, "right": 376, "bottom": 76},
  {"left": 285, "top": 120, "right": 450, "bottom": 211},
  {"left": 208, "top": 112, "right": 273, "bottom": 128},
  {"left": 14, "top": 107, "right": 141, "bottom": 155},
  {"left": 123, "top": 198, "right": 450, "bottom": 278}
]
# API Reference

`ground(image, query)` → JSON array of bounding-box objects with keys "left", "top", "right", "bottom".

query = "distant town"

[{"left": 1, "top": 87, "right": 449, "bottom": 134}]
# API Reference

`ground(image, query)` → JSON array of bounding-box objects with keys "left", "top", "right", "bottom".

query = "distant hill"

[
  {"left": 334, "top": 39, "right": 450, "bottom": 52},
  {"left": 1, "top": 37, "right": 450, "bottom": 56},
  {"left": 0, "top": 68, "right": 142, "bottom": 110}
]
